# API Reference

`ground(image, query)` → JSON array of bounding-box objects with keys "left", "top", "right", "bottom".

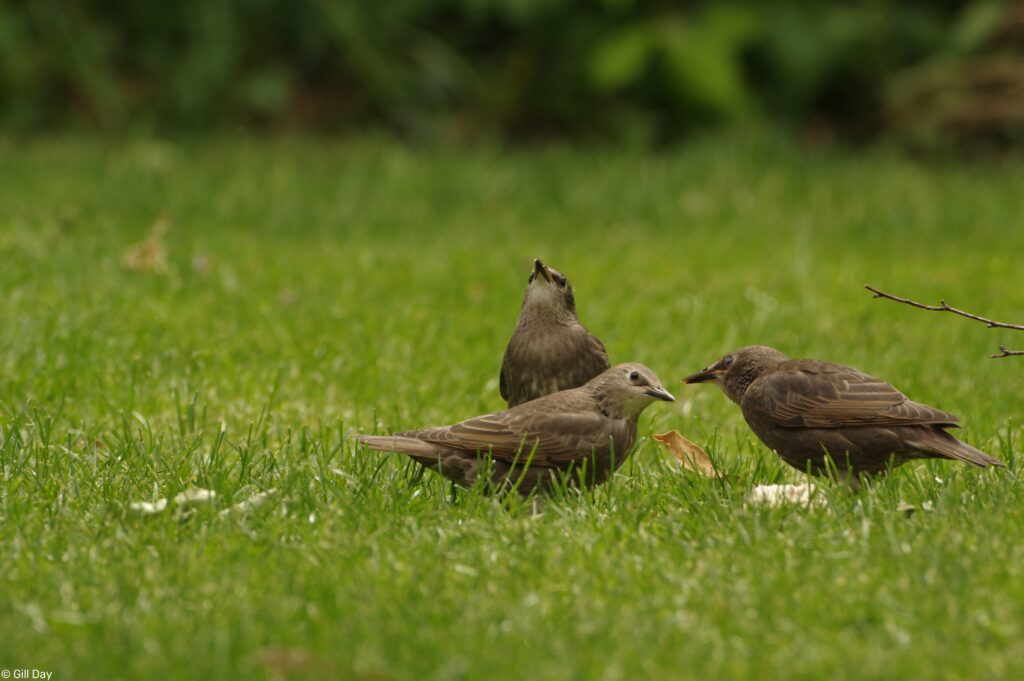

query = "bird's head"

[
  {"left": 522, "top": 259, "right": 577, "bottom": 322},
  {"left": 594, "top": 363, "right": 675, "bottom": 418},
  {"left": 683, "top": 345, "right": 789, "bottom": 403}
]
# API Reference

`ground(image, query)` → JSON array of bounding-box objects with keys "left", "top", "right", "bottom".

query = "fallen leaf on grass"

[
  {"left": 747, "top": 484, "right": 826, "bottom": 508},
  {"left": 252, "top": 647, "right": 336, "bottom": 678},
  {"left": 122, "top": 215, "right": 169, "bottom": 274},
  {"left": 653, "top": 430, "right": 722, "bottom": 477}
]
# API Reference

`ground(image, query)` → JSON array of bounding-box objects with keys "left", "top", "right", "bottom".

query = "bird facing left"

[
  {"left": 683, "top": 345, "right": 1004, "bottom": 482},
  {"left": 353, "top": 363, "right": 675, "bottom": 495}
]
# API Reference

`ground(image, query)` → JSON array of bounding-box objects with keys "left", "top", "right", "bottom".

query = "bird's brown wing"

[
  {"left": 744, "top": 360, "right": 960, "bottom": 429},
  {"left": 400, "top": 409, "right": 611, "bottom": 467}
]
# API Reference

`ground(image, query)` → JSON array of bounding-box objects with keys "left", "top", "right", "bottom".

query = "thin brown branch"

[
  {"left": 865, "top": 285, "right": 1024, "bottom": 359},
  {"left": 865, "top": 285, "right": 1024, "bottom": 331}
]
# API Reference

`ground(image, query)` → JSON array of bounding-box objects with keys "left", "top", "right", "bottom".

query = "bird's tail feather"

[
  {"left": 352, "top": 434, "right": 444, "bottom": 466},
  {"left": 910, "top": 431, "right": 1005, "bottom": 468},
  {"left": 353, "top": 434, "right": 430, "bottom": 455}
]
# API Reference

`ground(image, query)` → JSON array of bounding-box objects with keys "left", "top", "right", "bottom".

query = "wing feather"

[
  {"left": 400, "top": 410, "right": 610, "bottom": 466},
  {"left": 745, "top": 360, "right": 960, "bottom": 429}
]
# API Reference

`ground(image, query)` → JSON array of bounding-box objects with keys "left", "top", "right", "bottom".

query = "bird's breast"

[{"left": 739, "top": 400, "right": 782, "bottom": 443}]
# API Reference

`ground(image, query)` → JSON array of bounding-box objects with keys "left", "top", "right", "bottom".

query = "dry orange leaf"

[
  {"left": 251, "top": 647, "right": 336, "bottom": 677},
  {"left": 653, "top": 430, "right": 722, "bottom": 478},
  {"left": 122, "top": 215, "right": 169, "bottom": 274}
]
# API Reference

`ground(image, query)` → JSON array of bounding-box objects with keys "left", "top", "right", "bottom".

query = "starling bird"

[
  {"left": 499, "top": 259, "right": 611, "bottom": 407},
  {"left": 354, "top": 363, "right": 674, "bottom": 494},
  {"left": 684, "top": 345, "right": 1004, "bottom": 480}
]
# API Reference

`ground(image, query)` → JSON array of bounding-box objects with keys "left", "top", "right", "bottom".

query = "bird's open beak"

[
  {"left": 645, "top": 386, "right": 676, "bottom": 402},
  {"left": 683, "top": 367, "right": 721, "bottom": 384},
  {"left": 533, "top": 258, "right": 551, "bottom": 283}
]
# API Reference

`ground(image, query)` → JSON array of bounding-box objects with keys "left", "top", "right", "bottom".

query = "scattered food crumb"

[
  {"left": 174, "top": 488, "right": 216, "bottom": 507},
  {"left": 129, "top": 499, "right": 169, "bottom": 515},
  {"left": 129, "top": 487, "right": 215, "bottom": 516},
  {"left": 219, "top": 489, "right": 278, "bottom": 517},
  {"left": 747, "top": 483, "right": 826, "bottom": 508},
  {"left": 897, "top": 500, "right": 934, "bottom": 517}
]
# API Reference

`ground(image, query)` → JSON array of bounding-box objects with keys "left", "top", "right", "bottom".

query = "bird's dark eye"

[
  {"left": 629, "top": 370, "right": 640, "bottom": 382},
  {"left": 721, "top": 355, "right": 734, "bottom": 368},
  {"left": 554, "top": 274, "right": 566, "bottom": 287}
]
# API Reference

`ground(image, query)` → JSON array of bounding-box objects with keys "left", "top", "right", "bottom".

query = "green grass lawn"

[{"left": 2, "top": 133, "right": 1023, "bottom": 680}]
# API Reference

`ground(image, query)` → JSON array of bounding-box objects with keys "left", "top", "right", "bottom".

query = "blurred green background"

[{"left": 4, "top": 0, "right": 1023, "bottom": 149}]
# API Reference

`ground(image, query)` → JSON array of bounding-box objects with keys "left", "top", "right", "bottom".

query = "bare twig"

[
  {"left": 865, "top": 285, "right": 1024, "bottom": 330},
  {"left": 865, "top": 285, "right": 1024, "bottom": 358}
]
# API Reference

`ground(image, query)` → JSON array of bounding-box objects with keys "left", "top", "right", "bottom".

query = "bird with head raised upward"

[
  {"left": 684, "top": 345, "right": 1003, "bottom": 482},
  {"left": 354, "top": 363, "right": 674, "bottom": 495},
  {"left": 499, "top": 259, "right": 610, "bottom": 408}
]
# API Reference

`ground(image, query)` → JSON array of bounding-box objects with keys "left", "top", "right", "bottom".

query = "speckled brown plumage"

[
  {"left": 499, "top": 259, "right": 610, "bottom": 407},
  {"left": 684, "top": 345, "right": 1004, "bottom": 480},
  {"left": 354, "top": 363, "right": 674, "bottom": 494}
]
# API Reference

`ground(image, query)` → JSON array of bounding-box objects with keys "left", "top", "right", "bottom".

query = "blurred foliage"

[{"left": 0, "top": 0, "right": 1022, "bottom": 147}]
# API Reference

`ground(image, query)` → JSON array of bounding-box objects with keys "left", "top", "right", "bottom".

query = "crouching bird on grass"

[
  {"left": 683, "top": 345, "right": 1003, "bottom": 482},
  {"left": 499, "top": 259, "right": 610, "bottom": 408},
  {"left": 353, "top": 364, "right": 674, "bottom": 494}
]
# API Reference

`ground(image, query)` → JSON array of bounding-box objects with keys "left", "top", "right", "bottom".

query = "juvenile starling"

[
  {"left": 499, "top": 259, "right": 611, "bottom": 407},
  {"left": 684, "top": 345, "right": 1004, "bottom": 480},
  {"left": 354, "top": 363, "right": 674, "bottom": 494}
]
